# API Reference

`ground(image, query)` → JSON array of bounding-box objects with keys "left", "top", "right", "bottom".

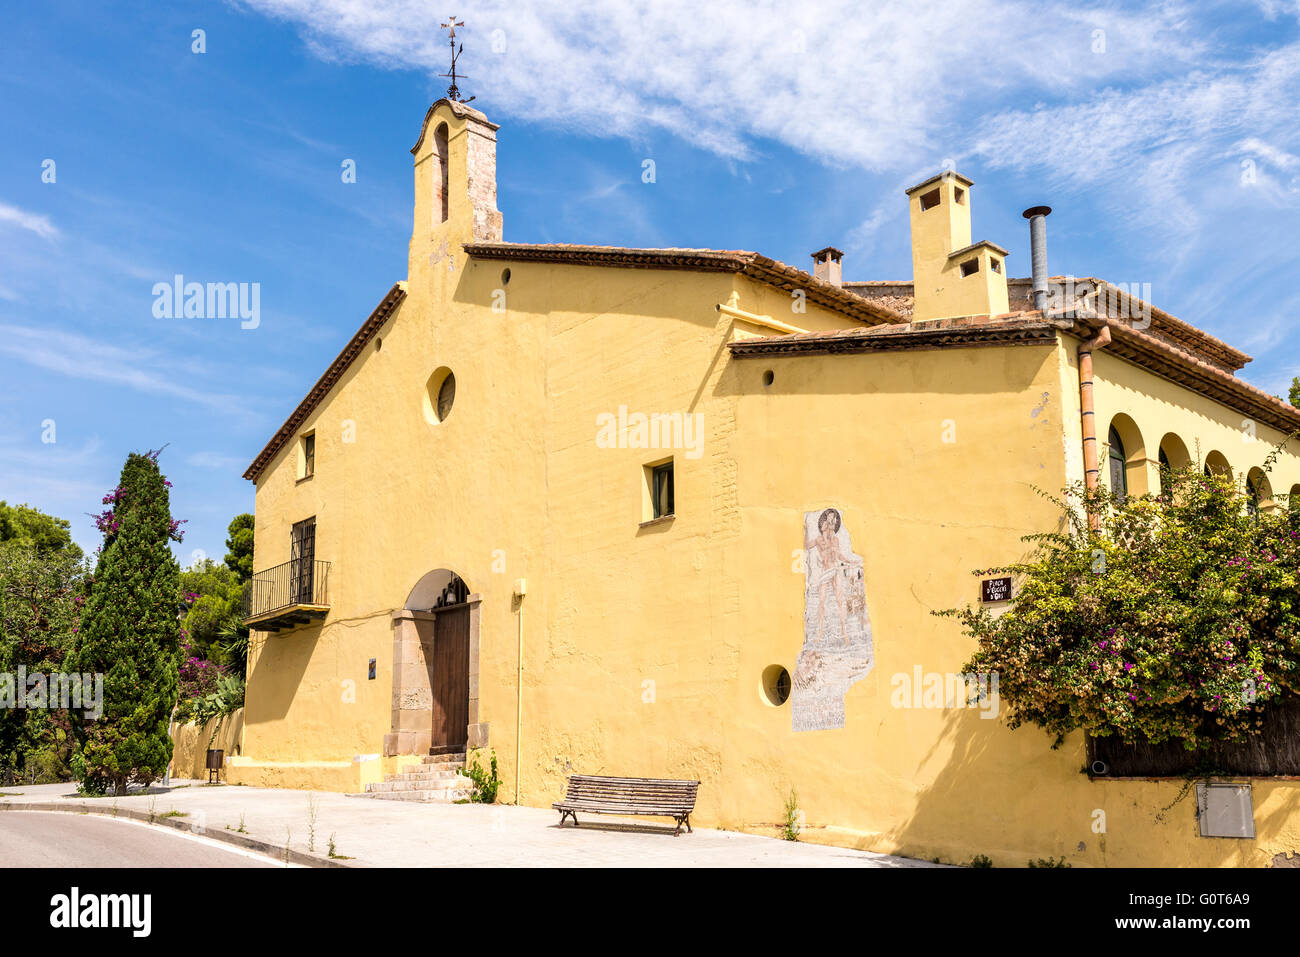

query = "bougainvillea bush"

[{"left": 941, "top": 462, "right": 1300, "bottom": 751}]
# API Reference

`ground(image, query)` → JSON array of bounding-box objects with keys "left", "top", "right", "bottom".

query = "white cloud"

[
  {"left": 236, "top": 0, "right": 1209, "bottom": 170},
  {"left": 186, "top": 451, "right": 251, "bottom": 471},
  {"left": 0, "top": 323, "right": 242, "bottom": 411},
  {"left": 0, "top": 200, "right": 59, "bottom": 240}
]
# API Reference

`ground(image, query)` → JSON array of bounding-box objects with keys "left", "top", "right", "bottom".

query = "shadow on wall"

[
  {"left": 243, "top": 626, "right": 321, "bottom": 723},
  {"left": 884, "top": 694, "right": 1300, "bottom": 867},
  {"left": 883, "top": 702, "right": 1093, "bottom": 867},
  {"left": 170, "top": 708, "right": 245, "bottom": 780}
]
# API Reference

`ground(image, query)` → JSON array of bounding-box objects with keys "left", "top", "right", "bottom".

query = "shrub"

[
  {"left": 940, "top": 460, "right": 1300, "bottom": 752},
  {"left": 461, "top": 748, "right": 499, "bottom": 803}
]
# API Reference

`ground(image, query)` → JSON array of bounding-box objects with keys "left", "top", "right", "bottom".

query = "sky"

[{"left": 1, "top": 0, "right": 1298, "bottom": 563}]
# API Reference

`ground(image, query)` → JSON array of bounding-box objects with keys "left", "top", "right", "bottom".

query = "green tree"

[
  {"left": 1289, "top": 376, "right": 1300, "bottom": 409},
  {"left": 224, "top": 513, "right": 254, "bottom": 583},
  {"left": 179, "top": 559, "right": 242, "bottom": 657},
  {"left": 68, "top": 451, "right": 183, "bottom": 794},
  {"left": 0, "top": 501, "right": 83, "bottom": 562},
  {"left": 0, "top": 537, "right": 84, "bottom": 784},
  {"left": 941, "top": 459, "right": 1300, "bottom": 752}
]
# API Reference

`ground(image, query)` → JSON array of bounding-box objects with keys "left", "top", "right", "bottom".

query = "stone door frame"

[{"left": 384, "top": 593, "right": 487, "bottom": 756}]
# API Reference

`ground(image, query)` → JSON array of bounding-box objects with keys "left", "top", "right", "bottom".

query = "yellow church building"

[{"left": 231, "top": 97, "right": 1300, "bottom": 866}]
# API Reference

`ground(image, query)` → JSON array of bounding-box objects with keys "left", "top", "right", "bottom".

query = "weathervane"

[{"left": 439, "top": 15, "right": 474, "bottom": 103}]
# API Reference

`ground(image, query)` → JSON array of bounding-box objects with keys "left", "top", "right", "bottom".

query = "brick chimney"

[{"left": 811, "top": 246, "right": 844, "bottom": 287}]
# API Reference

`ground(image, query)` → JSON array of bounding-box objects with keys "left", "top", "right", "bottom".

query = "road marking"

[{"left": 16, "top": 811, "right": 303, "bottom": 867}]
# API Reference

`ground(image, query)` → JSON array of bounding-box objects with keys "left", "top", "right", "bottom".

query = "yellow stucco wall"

[
  {"left": 169, "top": 709, "right": 244, "bottom": 781},
  {"left": 236, "top": 100, "right": 1300, "bottom": 866}
]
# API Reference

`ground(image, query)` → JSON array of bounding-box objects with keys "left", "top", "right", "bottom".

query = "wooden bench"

[{"left": 553, "top": 775, "right": 701, "bottom": 835}]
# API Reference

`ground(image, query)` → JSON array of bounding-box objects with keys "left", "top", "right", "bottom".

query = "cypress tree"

[{"left": 70, "top": 450, "right": 183, "bottom": 794}]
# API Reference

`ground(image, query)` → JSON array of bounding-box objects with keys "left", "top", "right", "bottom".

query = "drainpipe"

[
  {"left": 513, "top": 579, "right": 527, "bottom": 805},
  {"left": 716, "top": 302, "right": 807, "bottom": 335},
  {"left": 1078, "top": 325, "right": 1112, "bottom": 531}
]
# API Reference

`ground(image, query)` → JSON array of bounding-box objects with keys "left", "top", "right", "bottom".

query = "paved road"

[
  {"left": 0, "top": 812, "right": 279, "bottom": 868},
  {"left": 2, "top": 783, "right": 939, "bottom": 867}
]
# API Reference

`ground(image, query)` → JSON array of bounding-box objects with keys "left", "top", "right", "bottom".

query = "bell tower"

[{"left": 410, "top": 98, "right": 503, "bottom": 261}]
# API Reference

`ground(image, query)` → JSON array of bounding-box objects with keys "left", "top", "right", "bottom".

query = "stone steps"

[
  {"left": 361, "top": 756, "right": 473, "bottom": 803},
  {"left": 359, "top": 786, "right": 472, "bottom": 802},
  {"left": 368, "top": 774, "right": 471, "bottom": 792},
  {"left": 423, "top": 752, "right": 466, "bottom": 765}
]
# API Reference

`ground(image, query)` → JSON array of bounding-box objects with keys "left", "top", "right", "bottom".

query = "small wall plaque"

[
  {"left": 981, "top": 576, "right": 1012, "bottom": 603},
  {"left": 368, "top": 658, "right": 376, "bottom": 680}
]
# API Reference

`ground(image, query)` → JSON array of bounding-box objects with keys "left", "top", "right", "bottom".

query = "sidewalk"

[{"left": 0, "top": 780, "right": 939, "bottom": 868}]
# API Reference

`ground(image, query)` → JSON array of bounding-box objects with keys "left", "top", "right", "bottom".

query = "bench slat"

[{"left": 554, "top": 774, "right": 700, "bottom": 829}]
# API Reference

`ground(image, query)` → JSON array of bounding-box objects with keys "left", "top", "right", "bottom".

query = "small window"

[
  {"left": 651, "top": 461, "right": 674, "bottom": 518},
  {"left": 990, "top": 258, "right": 1002, "bottom": 274},
  {"left": 643, "top": 459, "right": 675, "bottom": 521},
  {"left": 761, "top": 665, "right": 792, "bottom": 707},
  {"left": 1108, "top": 426, "right": 1127, "bottom": 499},
  {"left": 919, "top": 188, "right": 942, "bottom": 211},
  {"left": 954, "top": 187, "right": 966, "bottom": 205},
  {"left": 437, "top": 371, "right": 456, "bottom": 422},
  {"left": 423, "top": 367, "right": 456, "bottom": 425},
  {"left": 299, "top": 433, "right": 315, "bottom": 480},
  {"left": 960, "top": 258, "right": 980, "bottom": 277}
]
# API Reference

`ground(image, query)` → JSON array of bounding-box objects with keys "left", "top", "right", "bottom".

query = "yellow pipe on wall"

[
  {"left": 514, "top": 579, "right": 526, "bottom": 805},
  {"left": 715, "top": 302, "right": 807, "bottom": 336}
]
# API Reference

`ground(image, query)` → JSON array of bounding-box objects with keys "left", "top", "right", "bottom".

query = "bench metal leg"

[
  {"left": 557, "top": 809, "right": 579, "bottom": 827},
  {"left": 674, "top": 814, "right": 691, "bottom": 836}
]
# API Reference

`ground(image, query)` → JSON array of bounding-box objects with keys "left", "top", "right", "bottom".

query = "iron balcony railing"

[{"left": 243, "top": 559, "right": 330, "bottom": 620}]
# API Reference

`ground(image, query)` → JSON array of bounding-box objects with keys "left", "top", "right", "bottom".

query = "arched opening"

[
  {"left": 1105, "top": 413, "right": 1147, "bottom": 499},
  {"left": 433, "top": 122, "right": 450, "bottom": 225},
  {"left": 405, "top": 568, "right": 469, "bottom": 610},
  {"left": 1246, "top": 468, "right": 1275, "bottom": 516},
  {"left": 1157, "top": 433, "right": 1191, "bottom": 498},
  {"left": 1204, "top": 450, "right": 1232, "bottom": 479},
  {"left": 1290, "top": 484, "right": 1300, "bottom": 512},
  {"left": 384, "top": 567, "right": 482, "bottom": 757}
]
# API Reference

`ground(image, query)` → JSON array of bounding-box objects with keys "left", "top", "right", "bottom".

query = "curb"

[{"left": 0, "top": 801, "right": 353, "bottom": 868}]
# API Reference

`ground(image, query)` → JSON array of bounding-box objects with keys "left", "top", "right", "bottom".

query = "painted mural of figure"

[
  {"left": 807, "top": 508, "right": 869, "bottom": 646},
  {"left": 792, "top": 507, "right": 874, "bottom": 732}
]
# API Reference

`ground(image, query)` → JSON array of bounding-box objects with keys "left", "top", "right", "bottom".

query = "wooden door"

[{"left": 430, "top": 605, "right": 470, "bottom": 754}]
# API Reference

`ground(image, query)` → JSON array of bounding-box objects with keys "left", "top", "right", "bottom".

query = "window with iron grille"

[{"left": 290, "top": 517, "right": 316, "bottom": 604}]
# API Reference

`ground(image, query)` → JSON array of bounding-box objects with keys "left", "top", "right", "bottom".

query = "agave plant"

[{"left": 191, "top": 672, "right": 246, "bottom": 748}]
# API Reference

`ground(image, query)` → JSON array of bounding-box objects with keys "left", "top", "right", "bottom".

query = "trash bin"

[{"left": 205, "top": 748, "right": 224, "bottom": 784}]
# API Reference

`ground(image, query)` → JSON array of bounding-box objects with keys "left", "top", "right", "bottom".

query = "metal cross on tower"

[{"left": 439, "top": 16, "right": 473, "bottom": 102}]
